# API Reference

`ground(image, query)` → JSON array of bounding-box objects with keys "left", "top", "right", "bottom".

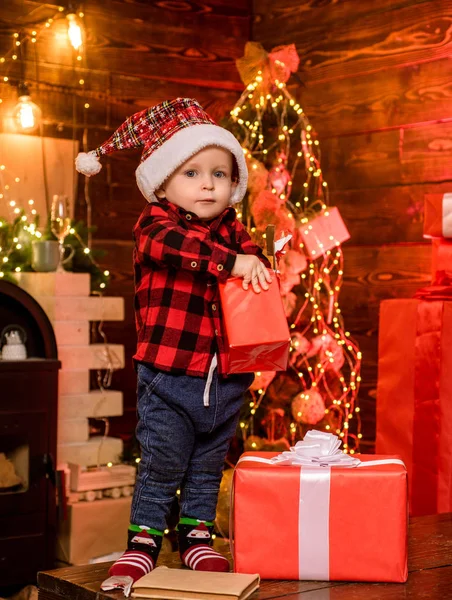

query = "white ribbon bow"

[{"left": 270, "top": 430, "right": 360, "bottom": 467}]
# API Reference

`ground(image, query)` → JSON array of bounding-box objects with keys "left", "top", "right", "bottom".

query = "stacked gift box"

[
  {"left": 376, "top": 192, "right": 452, "bottom": 517},
  {"left": 231, "top": 432, "right": 408, "bottom": 583}
]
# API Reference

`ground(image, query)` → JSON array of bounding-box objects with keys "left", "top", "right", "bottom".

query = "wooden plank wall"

[
  {"left": 2, "top": 1, "right": 450, "bottom": 447},
  {"left": 0, "top": 0, "right": 251, "bottom": 438},
  {"left": 253, "top": 0, "right": 452, "bottom": 445}
]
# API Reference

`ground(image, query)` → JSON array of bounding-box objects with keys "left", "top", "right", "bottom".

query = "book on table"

[{"left": 131, "top": 566, "right": 260, "bottom": 600}]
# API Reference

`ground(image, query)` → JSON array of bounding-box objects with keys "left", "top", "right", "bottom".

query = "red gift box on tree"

[
  {"left": 424, "top": 193, "right": 452, "bottom": 238},
  {"left": 376, "top": 298, "right": 452, "bottom": 516},
  {"left": 232, "top": 432, "right": 408, "bottom": 582},
  {"left": 299, "top": 207, "right": 350, "bottom": 259},
  {"left": 219, "top": 276, "right": 290, "bottom": 373}
]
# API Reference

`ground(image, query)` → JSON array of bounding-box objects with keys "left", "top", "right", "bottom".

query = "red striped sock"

[
  {"left": 101, "top": 525, "right": 163, "bottom": 593},
  {"left": 100, "top": 550, "right": 155, "bottom": 595},
  {"left": 108, "top": 550, "right": 155, "bottom": 580},
  {"left": 181, "top": 544, "right": 230, "bottom": 572}
]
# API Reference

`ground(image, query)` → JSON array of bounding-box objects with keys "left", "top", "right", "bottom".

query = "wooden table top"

[{"left": 38, "top": 513, "right": 452, "bottom": 600}]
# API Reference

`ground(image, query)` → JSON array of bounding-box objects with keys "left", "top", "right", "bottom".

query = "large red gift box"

[
  {"left": 424, "top": 193, "right": 452, "bottom": 238},
  {"left": 232, "top": 452, "right": 408, "bottom": 582},
  {"left": 298, "top": 207, "right": 350, "bottom": 259},
  {"left": 219, "top": 276, "right": 290, "bottom": 373},
  {"left": 376, "top": 298, "right": 452, "bottom": 516}
]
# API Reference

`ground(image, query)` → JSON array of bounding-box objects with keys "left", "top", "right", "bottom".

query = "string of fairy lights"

[
  {"left": 0, "top": 7, "right": 88, "bottom": 126},
  {"left": 0, "top": 7, "right": 121, "bottom": 472},
  {"left": 0, "top": 6, "right": 111, "bottom": 290},
  {"left": 0, "top": 162, "right": 110, "bottom": 289},
  {"left": 229, "top": 51, "right": 362, "bottom": 453}
]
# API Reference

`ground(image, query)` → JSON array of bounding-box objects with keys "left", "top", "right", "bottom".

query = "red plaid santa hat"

[{"left": 75, "top": 98, "right": 247, "bottom": 205}]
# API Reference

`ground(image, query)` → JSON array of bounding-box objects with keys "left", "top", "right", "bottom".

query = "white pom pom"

[{"left": 75, "top": 151, "right": 102, "bottom": 176}]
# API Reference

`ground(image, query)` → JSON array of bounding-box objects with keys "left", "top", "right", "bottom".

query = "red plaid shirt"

[{"left": 133, "top": 198, "right": 270, "bottom": 377}]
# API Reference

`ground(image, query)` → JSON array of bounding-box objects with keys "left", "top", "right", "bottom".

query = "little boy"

[{"left": 76, "top": 98, "right": 271, "bottom": 591}]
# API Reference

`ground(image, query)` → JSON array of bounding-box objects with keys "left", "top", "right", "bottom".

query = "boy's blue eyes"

[{"left": 184, "top": 170, "right": 227, "bottom": 178}]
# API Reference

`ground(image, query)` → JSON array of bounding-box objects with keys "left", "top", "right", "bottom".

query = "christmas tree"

[{"left": 227, "top": 42, "right": 363, "bottom": 456}]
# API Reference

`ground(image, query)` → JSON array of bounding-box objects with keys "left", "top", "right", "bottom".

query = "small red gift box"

[
  {"left": 299, "top": 207, "right": 350, "bottom": 259},
  {"left": 232, "top": 450, "right": 408, "bottom": 582},
  {"left": 376, "top": 298, "right": 452, "bottom": 516},
  {"left": 432, "top": 238, "right": 452, "bottom": 284},
  {"left": 424, "top": 193, "right": 452, "bottom": 238},
  {"left": 219, "top": 276, "right": 290, "bottom": 373}
]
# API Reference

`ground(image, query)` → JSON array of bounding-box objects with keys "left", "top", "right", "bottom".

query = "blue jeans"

[{"left": 131, "top": 362, "right": 253, "bottom": 531}]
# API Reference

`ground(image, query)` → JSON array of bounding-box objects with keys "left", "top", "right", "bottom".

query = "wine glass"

[{"left": 50, "top": 195, "right": 71, "bottom": 272}]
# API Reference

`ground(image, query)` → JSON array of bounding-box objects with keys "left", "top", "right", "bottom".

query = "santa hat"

[{"left": 75, "top": 98, "right": 247, "bottom": 205}]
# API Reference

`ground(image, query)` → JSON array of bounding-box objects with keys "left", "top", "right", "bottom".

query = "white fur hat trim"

[{"left": 135, "top": 124, "right": 247, "bottom": 205}]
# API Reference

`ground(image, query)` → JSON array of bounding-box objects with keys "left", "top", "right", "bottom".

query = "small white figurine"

[{"left": 1, "top": 326, "right": 27, "bottom": 360}]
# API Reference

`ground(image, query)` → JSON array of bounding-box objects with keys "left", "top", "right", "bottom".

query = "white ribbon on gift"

[
  {"left": 443, "top": 193, "right": 452, "bottom": 237},
  {"left": 236, "top": 430, "right": 405, "bottom": 580}
]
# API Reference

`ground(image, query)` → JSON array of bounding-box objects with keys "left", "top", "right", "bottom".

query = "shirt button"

[
  {"left": 212, "top": 304, "right": 217, "bottom": 311},
  {"left": 217, "top": 264, "right": 224, "bottom": 271},
  {"left": 191, "top": 261, "right": 197, "bottom": 268},
  {"left": 186, "top": 214, "right": 192, "bottom": 221}
]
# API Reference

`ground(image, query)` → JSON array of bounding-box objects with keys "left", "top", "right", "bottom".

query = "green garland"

[
  {"left": 0, "top": 211, "right": 35, "bottom": 283},
  {"left": 0, "top": 212, "right": 110, "bottom": 292}
]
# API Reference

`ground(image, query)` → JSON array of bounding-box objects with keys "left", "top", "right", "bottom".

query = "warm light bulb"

[
  {"left": 13, "top": 85, "right": 42, "bottom": 132},
  {"left": 67, "top": 13, "right": 83, "bottom": 51},
  {"left": 17, "top": 99, "right": 36, "bottom": 129}
]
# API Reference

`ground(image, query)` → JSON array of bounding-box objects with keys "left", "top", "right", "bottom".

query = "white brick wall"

[{"left": 17, "top": 273, "right": 126, "bottom": 467}]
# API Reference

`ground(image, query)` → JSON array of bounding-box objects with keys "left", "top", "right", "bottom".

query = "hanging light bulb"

[
  {"left": 67, "top": 13, "right": 83, "bottom": 51},
  {"left": 12, "top": 83, "right": 42, "bottom": 133}
]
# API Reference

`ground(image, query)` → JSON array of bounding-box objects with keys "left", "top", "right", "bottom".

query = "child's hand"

[{"left": 231, "top": 255, "right": 273, "bottom": 293}]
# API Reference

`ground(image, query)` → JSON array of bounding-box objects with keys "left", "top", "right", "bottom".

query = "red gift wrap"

[
  {"left": 219, "top": 276, "right": 290, "bottom": 374},
  {"left": 376, "top": 298, "right": 452, "bottom": 516},
  {"left": 424, "top": 193, "right": 452, "bottom": 238},
  {"left": 299, "top": 207, "right": 350, "bottom": 259},
  {"left": 432, "top": 238, "right": 452, "bottom": 284},
  {"left": 232, "top": 453, "right": 408, "bottom": 582}
]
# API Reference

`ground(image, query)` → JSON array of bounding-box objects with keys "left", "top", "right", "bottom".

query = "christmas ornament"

[
  {"left": 290, "top": 332, "right": 312, "bottom": 359},
  {"left": 250, "top": 371, "right": 276, "bottom": 391},
  {"left": 236, "top": 42, "right": 299, "bottom": 94},
  {"left": 317, "top": 333, "right": 345, "bottom": 373},
  {"left": 282, "top": 291, "right": 297, "bottom": 317},
  {"left": 246, "top": 157, "right": 269, "bottom": 198},
  {"left": 252, "top": 189, "right": 295, "bottom": 236},
  {"left": 291, "top": 389, "right": 326, "bottom": 425}
]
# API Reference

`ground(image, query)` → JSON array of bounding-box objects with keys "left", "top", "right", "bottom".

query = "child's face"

[{"left": 155, "top": 146, "right": 237, "bottom": 220}]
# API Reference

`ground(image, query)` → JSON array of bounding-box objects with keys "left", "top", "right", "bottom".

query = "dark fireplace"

[{"left": 0, "top": 280, "right": 60, "bottom": 587}]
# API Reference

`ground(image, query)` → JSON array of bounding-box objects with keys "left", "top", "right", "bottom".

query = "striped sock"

[
  {"left": 101, "top": 524, "right": 163, "bottom": 593},
  {"left": 178, "top": 518, "right": 229, "bottom": 572}
]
